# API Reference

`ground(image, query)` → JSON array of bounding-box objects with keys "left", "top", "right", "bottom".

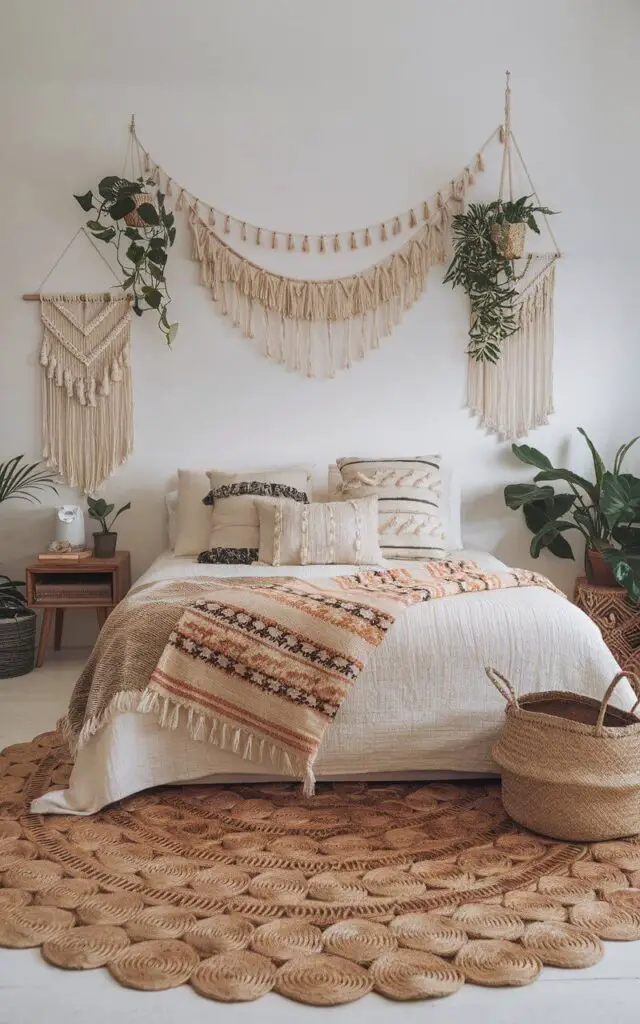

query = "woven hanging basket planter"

[
  {"left": 487, "top": 668, "right": 640, "bottom": 842},
  {"left": 491, "top": 221, "right": 526, "bottom": 259},
  {"left": 0, "top": 611, "right": 36, "bottom": 679},
  {"left": 124, "top": 193, "right": 158, "bottom": 228}
]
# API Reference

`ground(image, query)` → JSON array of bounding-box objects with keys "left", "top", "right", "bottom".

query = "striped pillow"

[{"left": 336, "top": 456, "right": 446, "bottom": 559}]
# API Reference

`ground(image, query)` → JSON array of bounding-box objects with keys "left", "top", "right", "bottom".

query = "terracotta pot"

[
  {"left": 586, "top": 549, "right": 618, "bottom": 588},
  {"left": 491, "top": 221, "right": 526, "bottom": 259},
  {"left": 93, "top": 532, "right": 117, "bottom": 558}
]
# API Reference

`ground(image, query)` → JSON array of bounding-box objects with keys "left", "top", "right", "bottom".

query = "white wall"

[{"left": 1, "top": 0, "right": 639, "bottom": 643}]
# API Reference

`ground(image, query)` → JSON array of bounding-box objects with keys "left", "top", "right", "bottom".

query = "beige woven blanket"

[{"left": 61, "top": 560, "right": 558, "bottom": 793}]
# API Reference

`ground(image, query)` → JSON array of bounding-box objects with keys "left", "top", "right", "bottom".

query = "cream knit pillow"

[
  {"left": 336, "top": 456, "right": 446, "bottom": 559},
  {"left": 255, "top": 496, "right": 382, "bottom": 566}
]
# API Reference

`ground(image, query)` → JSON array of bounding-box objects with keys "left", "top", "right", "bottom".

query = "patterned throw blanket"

[{"left": 62, "top": 560, "right": 559, "bottom": 794}]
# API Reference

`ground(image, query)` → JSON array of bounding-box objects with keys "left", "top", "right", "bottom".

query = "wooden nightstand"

[
  {"left": 574, "top": 576, "right": 640, "bottom": 673},
  {"left": 26, "top": 551, "right": 131, "bottom": 667}
]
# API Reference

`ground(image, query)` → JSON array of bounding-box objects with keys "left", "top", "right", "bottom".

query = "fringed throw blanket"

[
  {"left": 62, "top": 560, "right": 559, "bottom": 794},
  {"left": 39, "top": 294, "right": 133, "bottom": 492}
]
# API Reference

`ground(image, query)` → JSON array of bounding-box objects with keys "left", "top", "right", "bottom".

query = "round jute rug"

[{"left": 2, "top": 732, "right": 640, "bottom": 1005}]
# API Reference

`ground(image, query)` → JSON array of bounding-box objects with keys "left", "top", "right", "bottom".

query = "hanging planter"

[
  {"left": 444, "top": 195, "right": 556, "bottom": 363},
  {"left": 74, "top": 176, "right": 178, "bottom": 346}
]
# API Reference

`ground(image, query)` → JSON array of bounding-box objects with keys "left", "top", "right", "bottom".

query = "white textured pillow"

[
  {"left": 336, "top": 456, "right": 446, "bottom": 560},
  {"left": 255, "top": 496, "right": 382, "bottom": 566},
  {"left": 165, "top": 490, "right": 179, "bottom": 550},
  {"left": 205, "top": 467, "right": 313, "bottom": 558},
  {"left": 174, "top": 470, "right": 211, "bottom": 556}
]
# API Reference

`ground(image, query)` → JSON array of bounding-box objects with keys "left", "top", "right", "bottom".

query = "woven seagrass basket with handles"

[{"left": 487, "top": 668, "right": 640, "bottom": 842}]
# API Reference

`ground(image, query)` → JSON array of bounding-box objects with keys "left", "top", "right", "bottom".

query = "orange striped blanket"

[{"left": 141, "top": 562, "right": 558, "bottom": 794}]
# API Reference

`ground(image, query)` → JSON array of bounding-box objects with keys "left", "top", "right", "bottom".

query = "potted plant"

[
  {"left": 504, "top": 428, "right": 640, "bottom": 602},
  {"left": 74, "top": 175, "right": 178, "bottom": 345},
  {"left": 87, "top": 497, "right": 131, "bottom": 558},
  {"left": 444, "top": 196, "right": 556, "bottom": 363},
  {"left": 0, "top": 456, "right": 58, "bottom": 678}
]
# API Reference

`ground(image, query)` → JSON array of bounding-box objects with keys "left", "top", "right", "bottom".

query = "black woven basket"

[{"left": 0, "top": 610, "right": 36, "bottom": 679}]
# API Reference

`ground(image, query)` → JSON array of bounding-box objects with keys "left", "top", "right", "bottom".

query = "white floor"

[{"left": 1, "top": 651, "right": 639, "bottom": 1023}]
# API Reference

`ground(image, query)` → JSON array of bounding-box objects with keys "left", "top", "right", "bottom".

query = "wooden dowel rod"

[
  {"left": 22, "top": 292, "right": 115, "bottom": 301},
  {"left": 22, "top": 293, "right": 41, "bottom": 301}
]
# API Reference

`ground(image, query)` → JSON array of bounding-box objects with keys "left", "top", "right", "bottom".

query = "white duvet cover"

[{"left": 32, "top": 550, "right": 630, "bottom": 815}]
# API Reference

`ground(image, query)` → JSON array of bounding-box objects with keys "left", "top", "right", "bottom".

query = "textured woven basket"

[
  {"left": 487, "top": 668, "right": 640, "bottom": 842},
  {"left": 0, "top": 612, "right": 36, "bottom": 679},
  {"left": 490, "top": 221, "right": 526, "bottom": 259}
]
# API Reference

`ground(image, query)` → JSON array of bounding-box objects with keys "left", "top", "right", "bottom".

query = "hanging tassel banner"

[{"left": 38, "top": 295, "right": 133, "bottom": 492}]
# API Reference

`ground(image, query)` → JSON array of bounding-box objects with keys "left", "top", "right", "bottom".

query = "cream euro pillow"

[
  {"left": 174, "top": 470, "right": 211, "bottom": 556},
  {"left": 255, "top": 496, "right": 382, "bottom": 566}
]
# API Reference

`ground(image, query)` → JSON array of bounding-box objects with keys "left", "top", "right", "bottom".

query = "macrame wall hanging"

[
  {"left": 466, "top": 74, "right": 561, "bottom": 439},
  {"left": 23, "top": 232, "right": 133, "bottom": 493},
  {"left": 133, "top": 125, "right": 500, "bottom": 377}
]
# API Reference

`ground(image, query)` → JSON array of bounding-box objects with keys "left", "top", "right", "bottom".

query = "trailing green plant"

[
  {"left": 0, "top": 456, "right": 57, "bottom": 619},
  {"left": 87, "top": 496, "right": 131, "bottom": 535},
  {"left": 504, "top": 428, "right": 640, "bottom": 603},
  {"left": 74, "top": 176, "right": 178, "bottom": 345},
  {"left": 444, "top": 196, "right": 556, "bottom": 363}
]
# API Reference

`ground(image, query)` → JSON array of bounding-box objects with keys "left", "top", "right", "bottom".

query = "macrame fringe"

[
  {"left": 39, "top": 296, "right": 133, "bottom": 492},
  {"left": 136, "top": 686, "right": 314, "bottom": 792},
  {"left": 188, "top": 182, "right": 468, "bottom": 376},
  {"left": 466, "top": 259, "right": 557, "bottom": 439}
]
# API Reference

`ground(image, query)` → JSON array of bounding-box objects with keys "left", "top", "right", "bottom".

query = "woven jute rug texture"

[{"left": 2, "top": 732, "right": 640, "bottom": 1005}]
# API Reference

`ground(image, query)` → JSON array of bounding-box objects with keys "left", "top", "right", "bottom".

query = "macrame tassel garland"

[
  {"left": 466, "top": 256, "right": 558, "bottom": 439},
  {"left": 188, "top": 181, "right": 467, "bottom": 377},
  {"left": 39, "top": 295, "right": 133, "bottom": 492}
]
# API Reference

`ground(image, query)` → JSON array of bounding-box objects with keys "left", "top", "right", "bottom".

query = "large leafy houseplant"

[
  {"left": 0, "top": 456, "right": 58, "bottom": 620},
  {"left": 74, "top": 176, "right": 178, "bottom": 345},
  {"left": 444, "top": 196, "right": 556, "bottom": 363},
  {"left": 504, "top": 429, "right": 640, "bottom": 603}
]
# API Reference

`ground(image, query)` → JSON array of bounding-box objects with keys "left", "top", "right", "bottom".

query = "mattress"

[{"left": 32, "top": 549, "right": 630, "bottom": 815}]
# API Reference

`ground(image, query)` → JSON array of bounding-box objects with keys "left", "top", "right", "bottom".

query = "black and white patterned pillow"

[{"left": 199, "top": 481, "right": 309, "bottom": 563}]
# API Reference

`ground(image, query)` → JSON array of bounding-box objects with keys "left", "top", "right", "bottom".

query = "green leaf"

[
  {"left": 121, "top": 274, "right": 136, "bottom": 289},
  {"left": 168, "top": 227, "right": 177, "bottom": 246},
  {"left": 614, "top": 436, "right": 640, "bottom": 475},
  {"left": 577, "top": 427, "right": 606, "bottom": 490},
  {"left": 126, "top": 242, "right": 145, "bottom": 264},
  {"left": 98, "top": 176, "right": 125, "bottom": 200},
  {"left": 94, "top": 228, "right": 116, "bottom": 243},
  {"left": 511, "top": 444, "right": 553, "bottom": 471},
  {"left": 600, "top": 471, "right": 640, "bottom": 529},
  {"left": 504, "top": 483, "right": 555, "bottom": 510},
  {"left": 87, "top": 497, "right": 107, "bottom": 516},
  {"left": 110, "top": 501, "right": 131, "bottom": 528},
  {"left": 523, "top": 500, "right": 576, "bottom": 560},
  {"left": 527, "top": 214, "right": 540, "bottom": 233},
  {"left": 136, "top": 203, "right": 159, "bottom": 226},
  {"left": 109, "top": 196, "right": 136, "bottom": 221},
  {"left": 74, "top": 190, "right": 94, "bottom": 212},
  {"left": 85, "top": 219, "right": 103, "bottom": 231},
  {"left": 162, "top": 211, "right": 175, "bottom": 229},
  {"left": 167, "top": 322, "right": 179, "bottom": 345},
  {"left": 534, "top": 468, "right": 597, "bottom": 501},
  {"left": 612, "top": 525, "right": 640, "bottom": 548},
  {"left": 124, "top": 227, "right": 142, "bottom": 240},
  {"left": 550, "top": 493, "right": 578, "bottom": 518},
  {"left": 604, "top": 548, "right": 640, "bottom": 604},
  {"left": 147, "top": 263, "right": 165, "bottom": 282},
  {"left": 142, "top": 286, "right": 162, "bottom": 309},
  {"left": 147, "top": 248, "right": 167, "bottom": 267},
  {"left": 529, "top": 520, "right": 576, "bottom": 560}
]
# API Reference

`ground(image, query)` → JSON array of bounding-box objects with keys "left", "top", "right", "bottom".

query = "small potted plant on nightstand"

[
  {"left": 0, "top": 455, "right": 57, "bottom": 678},
  {"left": 87, "top": 496, "right": 131, "bottom": 558}
]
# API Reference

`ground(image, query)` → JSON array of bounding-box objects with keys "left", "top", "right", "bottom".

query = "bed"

[{"left": 32, "top": 547, "right": 631, "bottom": 816}]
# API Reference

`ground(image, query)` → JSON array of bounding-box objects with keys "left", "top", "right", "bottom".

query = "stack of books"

[{"left": 37, "top": 549, "right": 92, "bottom": 561}]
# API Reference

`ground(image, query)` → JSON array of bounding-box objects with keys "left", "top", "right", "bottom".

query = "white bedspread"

[{"left": 33, "top": 550, "right": 629, "bottom": 815}]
